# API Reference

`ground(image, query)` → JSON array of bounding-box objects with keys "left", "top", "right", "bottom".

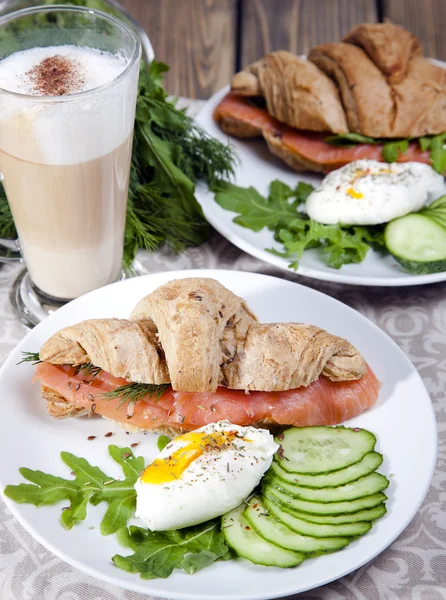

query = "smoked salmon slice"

[
  {"left": 34, "top": 362, "right": 380, "bottom": 432},
  {"left": 214, "top": 92, "right": 432, "bottom": 173}
]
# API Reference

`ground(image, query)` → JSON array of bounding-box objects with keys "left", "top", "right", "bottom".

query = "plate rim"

[
  {"left": 194, "top": 84, "right": 446, "bottom": 287},
  {"left": 0, "top": 269, "right": 438, "bottom": 600}
]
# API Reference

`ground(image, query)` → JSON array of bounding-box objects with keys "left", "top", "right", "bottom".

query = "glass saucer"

[{"left": 10, "top": 260, "right": 148, "bottom": 329}]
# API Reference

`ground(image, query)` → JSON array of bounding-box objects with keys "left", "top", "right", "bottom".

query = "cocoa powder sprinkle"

[{"left": 26, "top": 55, "right": 84, "bottom": 96}]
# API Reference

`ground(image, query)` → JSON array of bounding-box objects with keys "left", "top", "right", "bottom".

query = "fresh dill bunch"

[
  {"left": 101, "top": 382, "right": 170, "bottom": 408},
  {"left": 17, "top": 352, "right": 41, "bottom": 365},
  {"left": 0, "top": 186, "right": 16, "bottom": 240},
  {"left": 74, "top": 362, "right": 102, "bottom": 378},
  {"left": 147, "top": 98, "right": 237, "bottom": 189}
]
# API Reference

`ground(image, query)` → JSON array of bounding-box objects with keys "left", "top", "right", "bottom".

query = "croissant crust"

[
  {"left": 231, "top": 51, "right": 348, "bottom": 133},
  {"left": 40, "top": 278, "right": 366, "bottom": 393},
  {"left": 225, "top": 21, "right": 446, "bottom": 141}
]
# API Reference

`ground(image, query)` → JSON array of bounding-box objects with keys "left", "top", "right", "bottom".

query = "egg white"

[
  {"left": 134, "top": 421, "right": 278, "bottom": 531},
  {"left": 306, "top": 160, "right": 445, "bottom": 225}
]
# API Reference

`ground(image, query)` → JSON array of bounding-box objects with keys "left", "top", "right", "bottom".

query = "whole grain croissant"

[
  {"left": 231, "top": 51, "right": 348, "bottom": 134},
  {"left": 215, "top": 21, "right": 446, "bottom": 173},
  {"left": 39, "top": 278, "right": 366, "bottom": 393}
]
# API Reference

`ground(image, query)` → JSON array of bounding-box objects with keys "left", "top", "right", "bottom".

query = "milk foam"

[
  {"left": 0, "top": 45, "right": 126, "bottom": 95},
  {"left": 0, "top": 45, "right": 138, "bottom": 164}
]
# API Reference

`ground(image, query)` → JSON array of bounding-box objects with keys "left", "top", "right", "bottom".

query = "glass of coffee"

[{"left": 0, "top": 5, "right": 141, "bottom": 325}]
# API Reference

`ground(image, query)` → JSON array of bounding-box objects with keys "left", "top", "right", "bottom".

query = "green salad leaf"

[
  {"left": 214, "top": 180, "right": 311, "bottom": 232},
  {"left": 326, "top": 132, "right": 446, "bottom": 174},
  {"left": 419, "top": 133, "right": 446, "bottom": 175},
  {"left": 381, "top": 140, "right": 409, "bottom": 163},
  {"left": 113, "top": 520, "right": 230, "bottom": 579},
  {"left": 157, "top": 435, "right": 171, "bottom": 451},
  {"left": 3, "top": 445, "right": 144, "bottom": 535},
  {"left": 325, "top": 133, "right": 378, "bottom": 146},
  {"left": 4, "top": 443, "right": 230, "bottom": 579},
  {"left": 215, "top": 181, "right": 385, "bottom": 270}
]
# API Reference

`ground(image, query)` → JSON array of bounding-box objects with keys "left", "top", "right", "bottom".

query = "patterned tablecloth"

[{"left": 0, "top": 100, "right": 445, "bottom": 600}]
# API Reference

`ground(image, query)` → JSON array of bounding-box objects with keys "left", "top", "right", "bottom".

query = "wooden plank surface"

[
  {"left": 120, "top": 0, "right": 237, "bottom": 98},
  {"left": 119, "top": 0, "right": 445, "bottom": 98},
  {"left": 240, "top": 0, "right": 378, "bottom": 68},
  {"left": 382, "top": 0, "right": 446, "bottom": 59}
]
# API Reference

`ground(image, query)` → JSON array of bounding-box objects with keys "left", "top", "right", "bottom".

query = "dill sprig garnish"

[
  {"left": 101, "top": 383, "right": 170, "bottom": 408},
  {"left": 17, "top": 352, "right": 41, "bottom": 365},
  {"left": 74, "top": 362, "right": 102, "bottom": 378}
]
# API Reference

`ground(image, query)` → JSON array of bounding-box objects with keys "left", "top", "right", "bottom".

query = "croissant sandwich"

[
  {"left": 214, "top": 22, "right": 446, "bottom": 174},
  {"left": 32, "top": 278, "right": 380, "bottom": 435}
]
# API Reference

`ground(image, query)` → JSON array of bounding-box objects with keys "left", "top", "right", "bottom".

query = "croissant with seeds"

[{"left": 33, "top": 278, "right": 379, "bottom": 435}]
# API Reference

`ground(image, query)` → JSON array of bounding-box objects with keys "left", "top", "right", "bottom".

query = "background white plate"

[
  {"left": 0, "top": 270, "right": 437, "bottom": 600},
  {"left": 195, "top": 84, "right": 446, "bottom": 287}
]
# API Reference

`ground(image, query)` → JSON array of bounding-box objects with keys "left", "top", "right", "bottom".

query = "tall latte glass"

[{"left": 0, "top": 6, "right": 141, "bottom": 324}]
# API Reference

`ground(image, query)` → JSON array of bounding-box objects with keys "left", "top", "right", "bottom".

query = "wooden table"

[{"left": 120, "top": 0, "right": 446, "bottom": 99}]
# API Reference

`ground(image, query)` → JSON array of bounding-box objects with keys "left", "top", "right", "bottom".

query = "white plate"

[
  {"left": 195, "top": 84, "right": 446, "bottom": 286},
  {"left": 0, "top": 269, "right": 437, "bottom": 600}
]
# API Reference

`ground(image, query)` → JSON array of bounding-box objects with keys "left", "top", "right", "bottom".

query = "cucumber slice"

[
  {"left": 268, "top": 472, "right": 389, "bottom": 502},
  {"left": 385, "top": 214, "right": 446, "bottom": 274},
  {"left": 263, "top": 484, "right": 387, "bottom": 515},
  {"left": 222, "top": 504, "right": 305, "bottom": 567},
  {"left": 276, "top": 426, "right": 376, "bottom": 474},
  {"left": 262, "top": 496, "right": 372, "bottom": 538},
  {"left": 291, "top": 503, "right": 387, "bottom": 524},
  {"left": 270, "top": 452, "right": 383, "bottom": 488},
  {"left": 245, "top": 496, "right": 350, "bottom": 552}
]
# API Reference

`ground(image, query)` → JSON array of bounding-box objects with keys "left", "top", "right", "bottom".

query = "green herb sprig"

[
  {"left": 3, "top": 445, "right": 143, "bottom": 535},
  {"left": 420, "top": 194, "right": 446, "bottom": 229},
  {"left": 215, "top": 179, "right": 384, "bottom": 270},
  {"left": 102, "top": 382, "right": 170, "bottom": 408},
  {"left": 17, "top": 352, "right": 41, "bottom": 365},
  {"left": 74, "top": 362, "right": 102, "bottom": 378}
]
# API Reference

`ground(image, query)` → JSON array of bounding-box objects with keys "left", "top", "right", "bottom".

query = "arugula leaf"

[
  {"left": 381, "top": 140, "right": 409, "bottom": 163},
  {"left": 271, "top": 220, "right": 378, "bottom": 269},
  {"left": 294, "top": 181, "right": 315, "bottom": 204},
  {"left": 4, "top": 446, "right": 143, "bottom": 535},
  {"left": 216, "top": 180, "right": 384, "bottom": 270},
  {"left": 157, "top": 435, "right": 171, "bottom": 451},
  {"left": 113, "top": 520, "right": 229, "bottom": 579},
  {"left": 325, "top": 133, "right": 378, "bottom": 146},
  {"left": 214, "top": 180, "right": 305, "bottom": 232},
  {"left": 419, "top": 136, "right": 433, "bottom": 152},
  {"left": 325, "top": 131, "right": 446, "bottom": 174},
  {"left": 426, "top": 134, "right": 446, "bottom": 175},
  {"left": 418, "top": 133, "right": 446, "bottom": 174},
  {"left": 326, "top": 131, "right": 446, "bottom": 174}
]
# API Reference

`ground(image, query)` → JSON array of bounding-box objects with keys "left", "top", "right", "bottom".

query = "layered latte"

[{"left": 0, "top": 45, "right": 139, "bottom": 299}]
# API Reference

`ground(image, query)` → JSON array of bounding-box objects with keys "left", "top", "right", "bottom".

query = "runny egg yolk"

[
  {"left": 346, "top": 187, "right": 364, "bottom": 199},
  {"left": 141, "top": 431, "right": 251, "bottom": 484}
]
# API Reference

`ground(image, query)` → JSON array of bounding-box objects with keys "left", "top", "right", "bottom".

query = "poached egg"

[
  {"left": 306, "top": 160, "right": 445, "bottom": 225},
  {"left": 134, "top": 421, "right": 278, "bottom": 531}
]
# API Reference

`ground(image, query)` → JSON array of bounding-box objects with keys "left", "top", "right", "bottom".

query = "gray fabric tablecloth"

[{"left": 1, "top": 99, "right": 445, "bottom": 600}]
